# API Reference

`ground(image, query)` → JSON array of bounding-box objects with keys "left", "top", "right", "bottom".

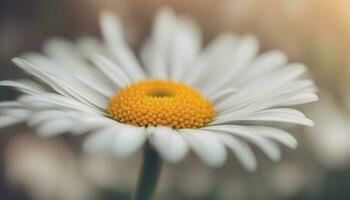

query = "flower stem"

[{"left": 132, "top": 141, "right": 162, "bottom": 200}]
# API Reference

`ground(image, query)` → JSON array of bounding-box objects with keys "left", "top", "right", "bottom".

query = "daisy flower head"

[{"left": 0, "top": 8, "right": 318, "bottom": 171}]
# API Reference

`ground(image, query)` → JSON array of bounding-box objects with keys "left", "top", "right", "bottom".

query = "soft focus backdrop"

[{"left": 1, "top": 0, "right": 350, "bottom": 200}]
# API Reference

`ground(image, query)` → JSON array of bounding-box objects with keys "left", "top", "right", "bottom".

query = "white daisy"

[{"left": 0, "top": 8, "right": 318, "bottom": 171}]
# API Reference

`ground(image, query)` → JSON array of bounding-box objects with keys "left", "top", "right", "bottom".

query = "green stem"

[{"left": 132, "top": 141, "right": 162, "bottom": 200}]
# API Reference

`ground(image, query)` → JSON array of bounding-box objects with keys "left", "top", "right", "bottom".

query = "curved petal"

[
  {"left": 278, "top": 93, "right": 319, "bottom": 106},
  {"left": 169, "top": 17, "right": 201, "bottom": 80},
  {"left": 0, "top": 116, "right": 26, "bottom": 128},
  {"left": 36, "top": 118, "right": 76, "bottom": 137},
  {"left": 111, "top": 125, "right": 146, "bottom": 157},
  {"left": 203, "top": 125, "right": 281, "bottom": 161},
  {"left": 12, "top": 58, "right": 108, "bottom": 110},
  {"left": 83, "top": 127, "right": 116, "bottom": 153},
  {"left": 28, "top": 110, "right": 69, "bottom": 126},
  {"left": 234, "top": 50, "right": 288, "bottom": 86},
  {"left": 240, "top": 108, "right": 314, "bottom": 126},
  {"left": 192, "top": 35, "right": 259, "bottom": 95},
  {"left": 149, "top": 126, "right": 189, "bottom": 163},
  {"left": 212, "top": 107, "right": 314, "bottom": 127},
  {"left": 251, "top": 127, "right": 297, "bottom": 149},
  {"left": 0, "top": 80, "right": 46, "bottom": 95},
  {"left": 182, "top": 33, "right": 239, "bottom": 86},
  {"left": 215, "top": 133, "right": 257, "bottom": 171},
  {"left": 208, "top": 35, "right": 259, "bottom": 94},
  {"left": 76, "top": 36, "right": 108, "bottom": 58},
  {"left": 180, "top": 129, "right": 227, "bottom": 167},
  {"left": 141, "top": 8, "right": 177, "bottom": 78},
  {"left": 19, "top": 93, "right": 103, "bottom": 115},
  {"left": 92, "top": 55, "right": 131, "bottom": 87},
  {"left": 100, "top": 11, "right": 146, "bottom": 81}
]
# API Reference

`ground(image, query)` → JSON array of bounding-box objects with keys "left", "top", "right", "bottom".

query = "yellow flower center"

[{"left": 108, "top": 80, "right": 215, "bottom": 129}]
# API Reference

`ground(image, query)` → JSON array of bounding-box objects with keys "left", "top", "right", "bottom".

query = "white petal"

[
  {"left": 213, "top": 79, "right": 317, "bottom": 123},
  {"left": 206, "top": 35, "right": 259, "bottom": 92},
  {"left": 12, "top": 58, "right": 108, "bottom": 109},
  {"left": 278, "top": 93, "right": 319, "bottom": 106},
  {"left": 235, "top": 50, "right": 287, "bottom": 85},
  {"left": 180, "top": 129, "right": 227, "bottom": 167},
  {"left": 0, "top": 116, "right": 25, "bottom": 127},
  {"left": 209, "top": 87, "right": 238, "bottom": 103},
  {"left": 242, "top": 108, "right": 314, "bottom": 126},
  {"left": 0, "top": 80, "right": 42, "bottom": 95},
  {"left": 140, "top": 39, "right": 153, "bottom": 72},
  {"left": 28, "top": 110, "right": 68, "bottom": 126},
  {"left": 75, "top": 72, "right": 116, "bottom": 97},
  {"left": 24, "top": 52, "right": 115, "bottom": 98},
  {"left": 149, "top": 126, "right": 189, "bottom": 163},
  {"left": 21, "top": 52, "right": 64, "bottom": 74},
  {"left": 19, "top": 93, "right": 103, "bottom": 115},
  {"left": 100, "top": 11, "right": 124, "bottom": 45},
  {"left": 169, "top": 17, "right": 201, "bottom": 80},
  {"left": 43, "top": 38, "right": 89, "bottom": 73},
  {"left": 50, "top": 76, "right": 108, "bottom": 109},
  {"left": 215, "top": 133, "right": 257, "bottom": 171},
  {"left": 76, "top": 37, "right": 108, "bottom": 58},
  {"left": 203, "top": 125, "right": 281, "bottom": 161},
  {"left": 4, "top": 109, "right": 31, "bottom": 118},
  {"left": 198, "top": 35, "right": 259, "bottom": 95},
  {"left": 100, "top": 11, "right": 146, "bottom": 81},
  {"left": 36, "top": 118, "right": 76, "bottom": 137},
  {"left": 83, "top": 127, "right": 116, "bottom": 153},
  {"left": 212, "top": 107, "right": 313, "bottom": 127},
  {"left": 182, "top": 33, "right": 238, "bottom": 85},
  {"left": 71, "top": 114, "right": 117, "bottom": 135},
  {"left": 251, "top": 127, "right": 297, "bottom": 149},
  {"left": 92, "top": 56, "right": 131, "bottom": 87},
  {"left": 142, "top": 8, "right": 177, "bottom": 78},
  {"left": 111, "top": 126, "right": 146, "bottom": 157},
  {"left": 0, "top": 101, "right": 24, "bottom": 109}
]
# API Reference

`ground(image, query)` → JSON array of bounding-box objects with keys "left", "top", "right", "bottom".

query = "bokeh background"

[{"left": 1, "top": 0, "right": 350, "bottom": 199}]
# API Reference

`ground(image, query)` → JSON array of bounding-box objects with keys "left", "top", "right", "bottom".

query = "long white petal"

[
  {"left": 92, "top": 55, "right": 131, "bottom": 87},
  {"left": 75, "top": 72, "right": 116, "bottom": 97},
  {"left": 36, "top": 118, "right": 76, "bottom": 137},
  {"left": 215, "top": 133, "right": 257, "bottom": 171},
  {"left": 180, "top": 129, "right": 227, "bottom": 167},
  {"left": 209, "top": 87, "right": 237, "bottom": 103},
  {"left": 4, "top": 109, "right": 32, "bottom": 118},
  {"left": 203, "top": 125, "right": 281, "bottom": 161},
  {"left": 19, "top": 93, "right": 103, "bottom": 115},
  {"left": 149, "top": 126, "right": 189, "bottom": 163},
  {"left": 0, "top": 101, "right": 24, "bottom": 110},
  {"left": 278, "top": 93, "right": 319, "bottom": 106},
  {"left": 182, "top": 34, "right": 238, "bottom": 85},
  {"left": 0, "top": 116, "right": 25, "bottom": 127},
  {"left": 43, "top": 38, "right": 88, "bottom": 73},
  {"left": 197, "top": 35, "right": 259, "bottom": 95},
  {"left": 0, "top": 80, "right": 44, "bottom": 95},
  {"left": 12, "top": 58, "right": 108, "bottom": 109},
  {"left": 169, "top": 17, "right": 201, "bottom": 80},
  {"left": 100, "top": 11, "right": 146, "bottom": 81},
  {"left": 111, "top": 126, "right": 146, "bottom": 157},
  {"left": 142, "top": 8, "right": 177, "bottom": 78},
  {"left": 76, "top": 37, "right": 108, "bottom": 58},
  {"left": 234, "top": 50, "right": 287, "bottom": 85},
  {"left": 242, "top": 108, "right": 314, "bottom": 126},
  {"left": 28, "top": 110, "right": 68, "bottom": 126},
  {"left": 251, "top": 127, "right": 297, "bottom": 149},
  {"left": 83, "top": 127, "right": 116, "bottom": 153}
]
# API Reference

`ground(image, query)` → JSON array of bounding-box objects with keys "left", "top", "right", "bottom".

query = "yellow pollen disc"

[{"left": 108, "top": 80, "right": 215, "bottom": 129}]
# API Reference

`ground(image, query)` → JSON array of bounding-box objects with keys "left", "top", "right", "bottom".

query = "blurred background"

[{"left": 1, "top": 0, "right": 350, "bottom": 199}]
